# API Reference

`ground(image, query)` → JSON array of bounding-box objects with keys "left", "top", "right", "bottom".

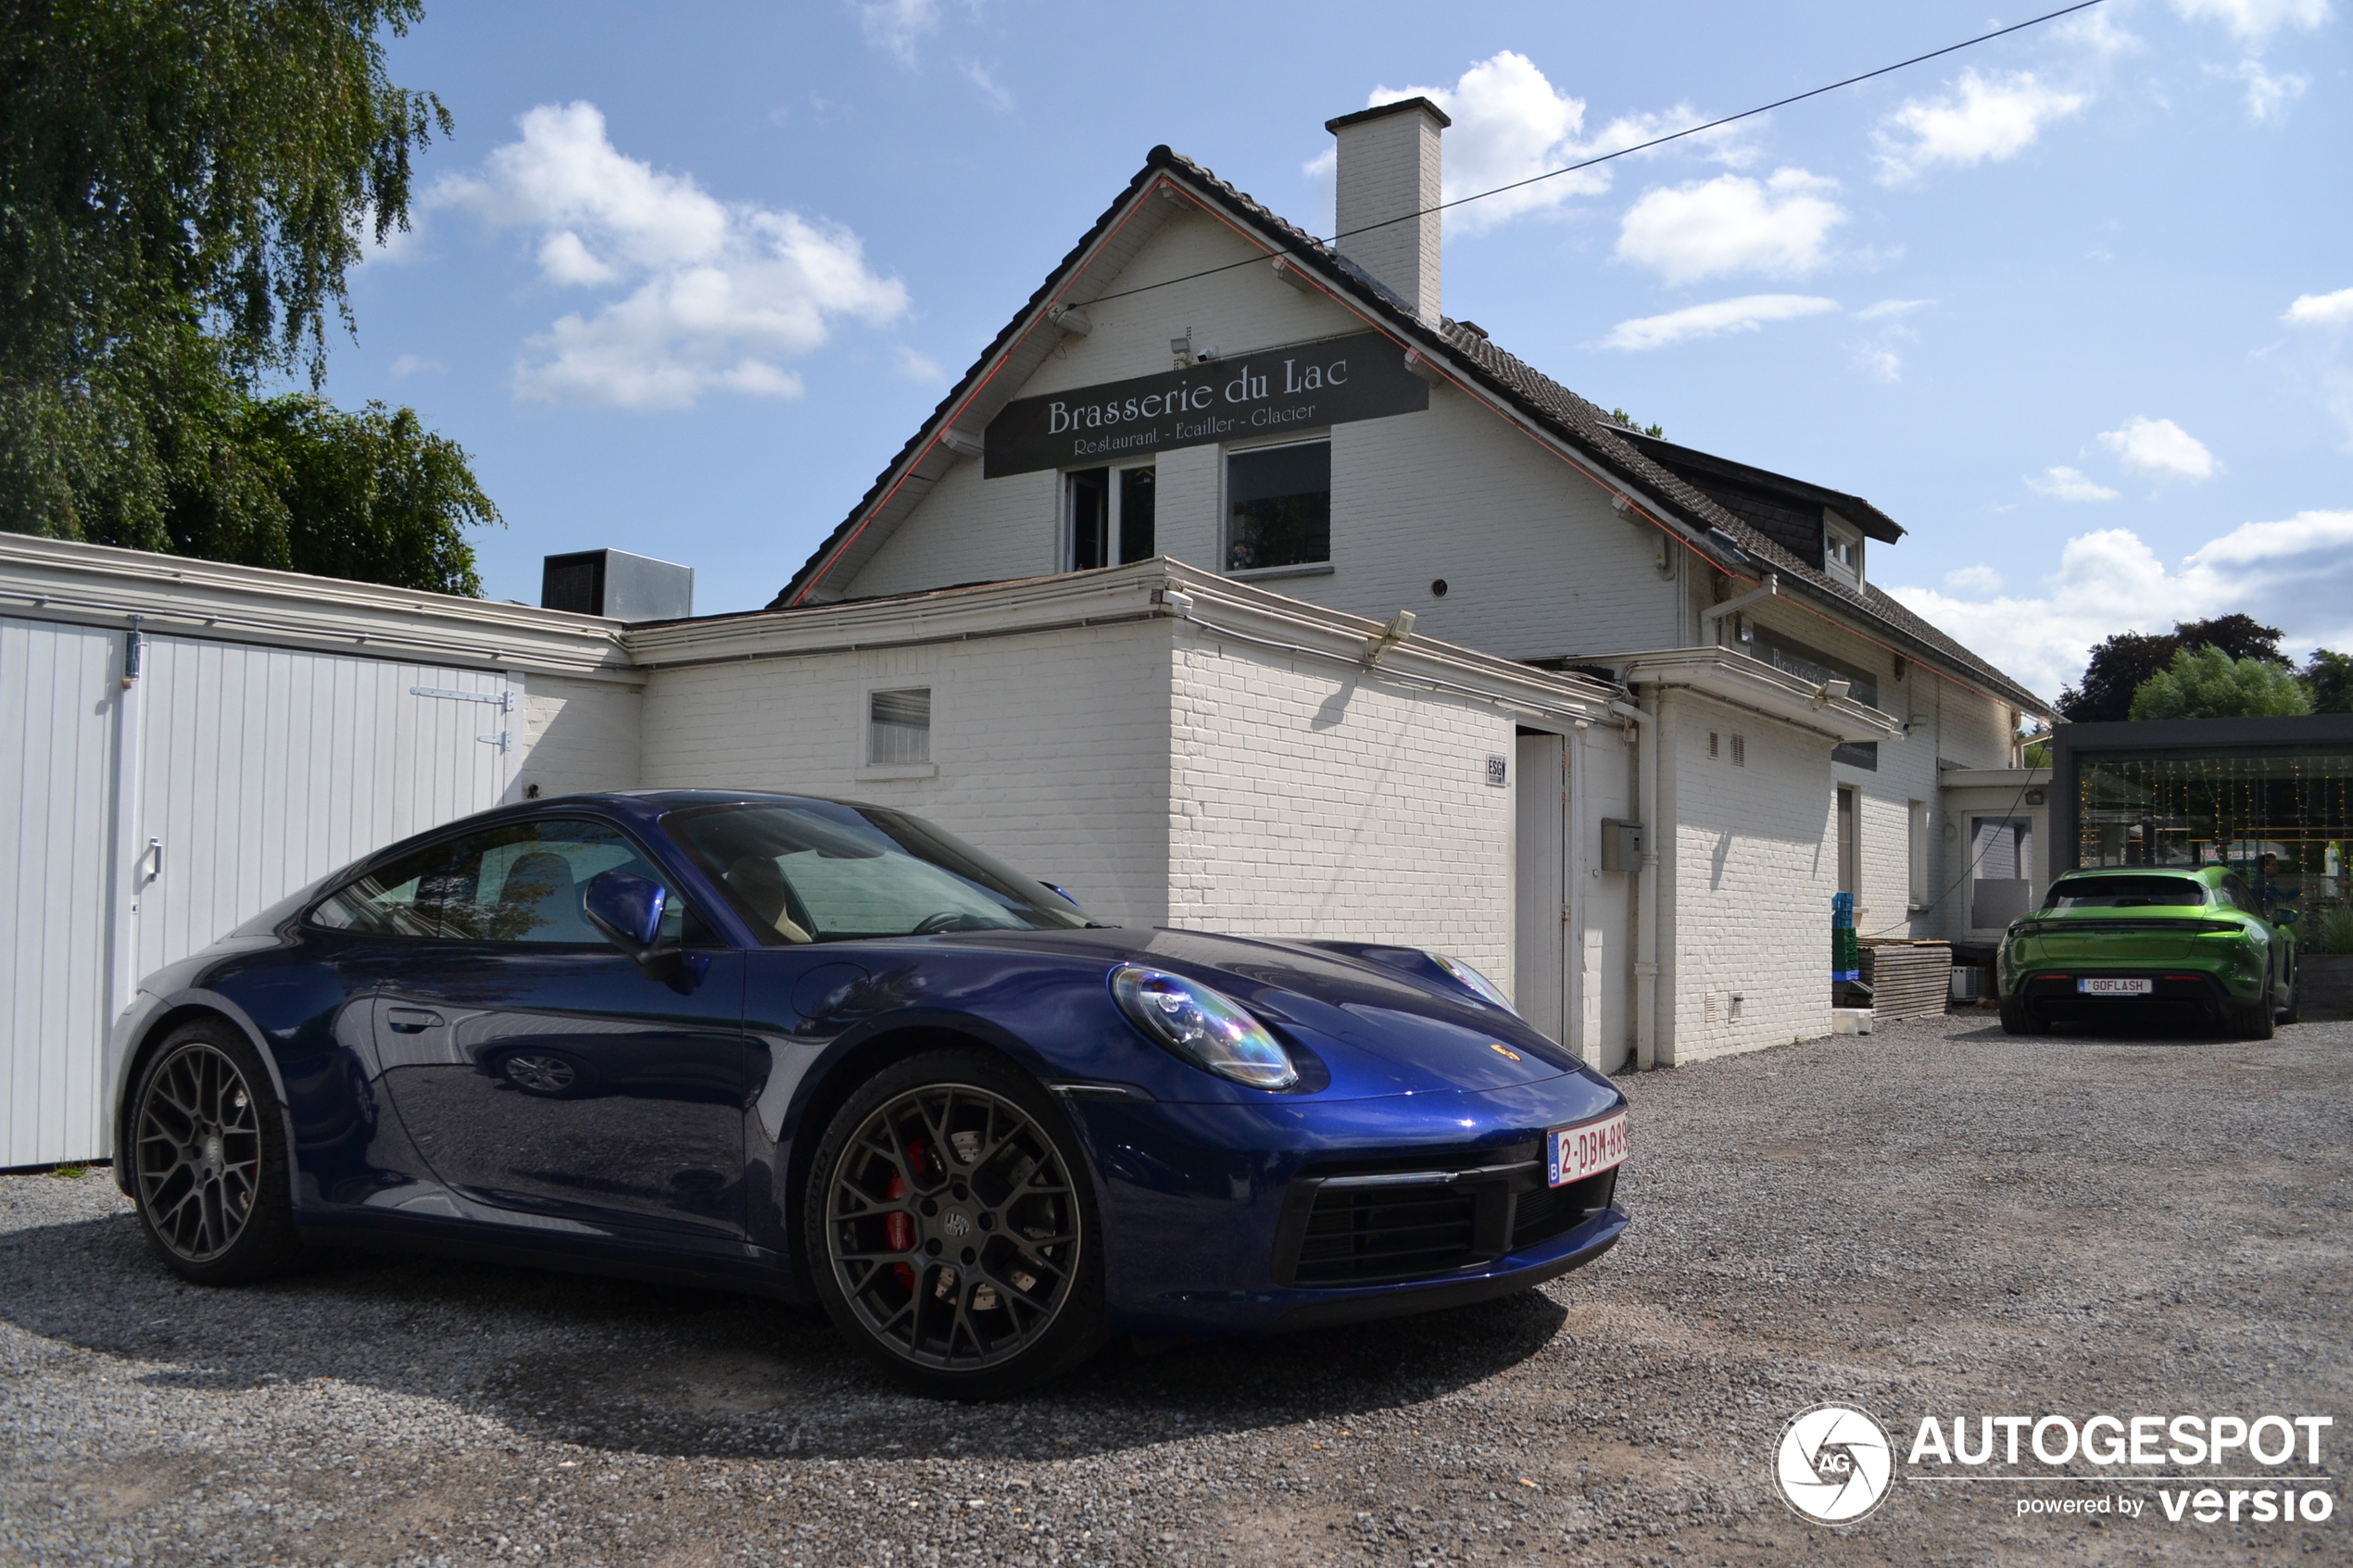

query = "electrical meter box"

[{"left": 1600, "top": 819, "right": 1645, "bottom": 872}]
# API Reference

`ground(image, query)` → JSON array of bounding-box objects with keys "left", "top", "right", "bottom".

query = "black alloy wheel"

[
  {"left": 1998, "top": 995, "right": 2045, "bottom": 1035},
  {"left": 130, "top": 1021, "right": 301, "bottom": 1284},
  {"left": 807, "top": 1050, "right": 1105, "bottom": 1398}
]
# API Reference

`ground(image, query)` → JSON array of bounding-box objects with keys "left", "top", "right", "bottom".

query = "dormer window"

[{"left": 1825, "top": 511, "right": 1865, "bottom": 585}]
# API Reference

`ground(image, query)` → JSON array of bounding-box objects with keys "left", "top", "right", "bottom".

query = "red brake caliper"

[{"left": 885, "top": 1138, "right": 925, "bottom": 1292}]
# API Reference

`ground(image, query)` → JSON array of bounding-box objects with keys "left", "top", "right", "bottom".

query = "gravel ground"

[{"left": 4, "top": 1010, "right": 2348, "bottom": 1568}]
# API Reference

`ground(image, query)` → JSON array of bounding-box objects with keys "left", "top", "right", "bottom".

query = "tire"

[
  {"left": 127, "top": 1018, "right": 302, "bottom": 1286},
  {"left": 804, "top": 1048, "right": 1107, "bottom": 1399},
  {"left": 2277, "top": 972, "right": 2299, "bottom": 1026},
  {"left": 1999, "top": 996, "right": 2046, "bottom": 1035},
  {"left": 2233, "top": 981, "right": 2276, "bottom": 1041}
]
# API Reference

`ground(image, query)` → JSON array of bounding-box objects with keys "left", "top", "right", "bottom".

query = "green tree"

[
  {"left": 1, "top": 0, "right": 495, "bottom": 593},
  {"left": 2057, "top": 614, "right": 2292, "bottom": 721},
  {"left": 166, "top": 395, "right": 497, "bottom": 595},
  {"left": 2129, "top": 646, "right": 2313, "bottom": 721},
  {"left": 2307, "top": 648, "right": 2353, "bottom": 714}
]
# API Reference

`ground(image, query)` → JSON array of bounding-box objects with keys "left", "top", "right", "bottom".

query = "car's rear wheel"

[
  {"left": 2232, "top": 980, "right": 2276, "bottom": 1041},
  {"left": 129, "top": 1020, "right": 301, "bottom": 1285},
  {"left": 1998, "top": 996, "right": 2045, "bottom": 1035},
  {"left": 2276, "top": 973, "right": 2299, "bottom": 1026},
  {"left": 806, "top": 1049, "right": 1106, "bottom": 1399}
]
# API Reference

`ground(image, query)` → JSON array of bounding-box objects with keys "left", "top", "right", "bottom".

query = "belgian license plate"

[
  {"left": 1548, "top": 1112, "right": 1629, "bottom": 1187},
  {"left": 2079, "top": 977, "right": 2154, "bottom": 996}
]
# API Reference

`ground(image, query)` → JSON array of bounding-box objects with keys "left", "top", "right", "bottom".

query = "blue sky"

[{"left": 340, "top": 0, "right": 2351, "bottom": 697}]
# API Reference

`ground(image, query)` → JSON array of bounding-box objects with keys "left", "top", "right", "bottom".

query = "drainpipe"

[
  {"left": 105, "top": 618, "right": 147, "bottom": 1151},
  {"left": 1609, "top": 690, "right": 1659, "bottom": 1071}
]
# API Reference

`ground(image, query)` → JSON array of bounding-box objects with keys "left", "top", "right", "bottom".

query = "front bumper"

[{"left": 1060, "top": 1075, "right": 1629, "bottom": 1336}]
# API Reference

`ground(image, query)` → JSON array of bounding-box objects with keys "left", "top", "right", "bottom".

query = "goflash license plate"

[{"left": 2078, "top": 977, "right": 2154, "bottom": 996}]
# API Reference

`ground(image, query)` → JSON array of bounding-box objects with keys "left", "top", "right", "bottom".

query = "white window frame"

[
  {"left": 1222, "top": 436, "right": 1334, "bottom": 580},
  {"left": 1063, "top": 461, "right": 1157, "bottom": 572},
  {"left": 1825, "top": 511, "right": 1866, "bottom": 586},
  {"left": 862, "top": 684, "right": 937, "bottom": 778}
]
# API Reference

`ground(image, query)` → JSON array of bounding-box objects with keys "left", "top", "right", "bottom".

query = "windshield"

[
  {"left": 663, "top": 800, "right": 1091, "bottom": 944},
  {"left": 2044, "top": 876, "right": 2208, "bottom": 911}
]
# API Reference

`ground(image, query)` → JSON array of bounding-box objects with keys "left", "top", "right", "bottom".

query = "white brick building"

[{"left": 0, "top": 98, "right": 2054, "bottom": 1167}]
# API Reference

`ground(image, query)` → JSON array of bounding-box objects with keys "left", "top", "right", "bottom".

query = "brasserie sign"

[{"left": 983, "top": 330, "right": 1428, "bottom": 478}]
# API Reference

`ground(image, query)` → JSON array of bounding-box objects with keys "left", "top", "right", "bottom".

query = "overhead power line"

[{"left": 1087, "top": 0, "right": 2109, "bottom": 308}]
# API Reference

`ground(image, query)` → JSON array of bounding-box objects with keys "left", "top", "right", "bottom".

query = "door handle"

[{"left": 384, "top": 1008, "right": 445, "bottom": 1033}]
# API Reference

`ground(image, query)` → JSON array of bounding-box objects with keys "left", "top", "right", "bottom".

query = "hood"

[{"left": 936, "top": 924, "right": 1579, "bottom": 1095}]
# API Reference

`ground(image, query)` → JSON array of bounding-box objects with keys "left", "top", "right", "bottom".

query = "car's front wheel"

[
  {"left": 805, "top": 1049, "right": 1107, "bottom": 1399},
  {"left": 128, "top": 1020, "right": 302, "bottom": 1285}
]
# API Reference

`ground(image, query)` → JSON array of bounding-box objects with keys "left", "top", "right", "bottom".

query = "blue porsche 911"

[{"left": 107, "top": 792, "right": 1629, "bottom": 1397}]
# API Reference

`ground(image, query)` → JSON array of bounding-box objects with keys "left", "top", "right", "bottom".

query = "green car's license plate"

[{"left": 2078, "top": 977, "right": 2154, "bottom": 996}]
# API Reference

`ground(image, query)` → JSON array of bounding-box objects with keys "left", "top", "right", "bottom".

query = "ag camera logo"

[{"left": 1778, "top": 1403, "right": 1894, "bottom": 1524}]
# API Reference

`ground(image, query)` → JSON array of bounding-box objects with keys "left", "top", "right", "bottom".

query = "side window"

[
  {"left": 1226, "top": 441, "right": 1329, "bottom": 571},
  {"left": 308, "top": 841, "right": 450, "bottom": 937},
  {"left": 2221, "top": 874, "right": 2254, "bottom": 914},
  {"left": 311, "top": 819, "right": 714, "bottom": 945}
]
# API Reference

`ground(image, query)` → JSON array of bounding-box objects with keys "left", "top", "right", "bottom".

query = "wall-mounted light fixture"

[{"left": 1363, "top": 609, "right": 1416, "bottom": 663}]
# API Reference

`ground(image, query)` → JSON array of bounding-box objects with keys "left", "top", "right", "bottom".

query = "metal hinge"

[
  {"left": 477, "top": 731, "right": 512, "bottom": 752},
  {"left": 410, "top": 684, "right": 515, "bottom": 712}
]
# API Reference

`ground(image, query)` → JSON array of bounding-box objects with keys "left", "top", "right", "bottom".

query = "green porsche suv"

[{"left": 1998, "top": 865, "right": 2298, "bottom": 1039}]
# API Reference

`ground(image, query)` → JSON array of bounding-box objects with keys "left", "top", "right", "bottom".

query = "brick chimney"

[{"left": 1325, "top": 96, "right": 1450, "bottom": 322}]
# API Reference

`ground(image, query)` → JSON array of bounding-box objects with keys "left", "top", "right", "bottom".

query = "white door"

[
  {"left": 129, "top": 635, "right": 518, "bottom": 986},
  {"left": 1514, "top": 732, "right": 1567, "bottom": 1044},
  {"left": 0, "top": 618, "right": 122, "bottom": 1169}
]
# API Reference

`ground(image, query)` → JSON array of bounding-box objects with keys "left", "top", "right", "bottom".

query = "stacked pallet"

[{"left": 1860, "top": 940, "right": 1954, "bottom": 1021}]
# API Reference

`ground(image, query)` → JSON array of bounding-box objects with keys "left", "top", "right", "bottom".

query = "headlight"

[
  {"left": 1429, "top": 952, "right": 1516, "bottom": 1014},
  {"left": 1109, "top": 965, "right": 1297, "bottom": 1089}
]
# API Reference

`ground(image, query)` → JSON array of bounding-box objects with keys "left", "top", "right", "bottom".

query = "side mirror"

[{"left": 584, "top": 870, "right": 681, "bottom": 979}]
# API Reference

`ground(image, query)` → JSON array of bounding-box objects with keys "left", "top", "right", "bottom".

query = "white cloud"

[
  {"left": 1944, "top": 564, "right": 2005, "bottom": 595},
  {"left": 2171, "top": 0, "right": 2333, "bottom": 43},
  {"left": 1888, "top": 511, "right": 2353, "bottom": 697},
  {"left": 1855, "top": 345, "right": 1903, "bottom": 383},
  {"left": 2097, "top": 415, "right": 2221, "bottom": 481},
  {"left": 860, "top": 0, "right": 940, "bottom": 64},
  {"left": 2027, "top": 466, "right": 2122, "bottom": 502},
  {"left": 2285, "top": 287, "right": 2353, "bottom": 327},
  {"left": 894, "top": 345, "right": 945, "bottom": 383},
  {"left": 388, "top": 354, "right": 444, "bottom": 378},
  {"left": 2229, "top": 58, "right": 2309, "bottom": 119},
  {"left": 963, "top": 60, "right": 1013, "bottom": 113},
  {"left": 1599, "top": 294, "right": 1837, "bottom": 352},
  {"left": 1331, "top": 53, "right": 1746, "bottom": 237},
  {"left": 1614, "top": 169, "right": 1844, "bottom": 285},
  {"left": 435, "top": 103, "right": 908, "bottom": 410},
  {"left": 1874, "top": 70, "right": 2089, "bottom": 183},
  {"left": 355, "top": 206, "right": 427, "bottom": 267},
  {"left": 1856, "top": 298, "right": 1933, "bottom": 320}
]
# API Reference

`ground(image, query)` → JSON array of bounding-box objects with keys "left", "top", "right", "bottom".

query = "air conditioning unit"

[{"left": 1949, "top": 966, "right": 1986, "bottom": 1002}]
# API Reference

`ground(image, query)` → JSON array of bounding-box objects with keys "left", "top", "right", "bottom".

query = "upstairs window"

[
  {"left": 1825, "top": 511, "right": 1866, "bottom": 584},
  {"left": 1226, "top": 441, "right": 1329, "bottom": 572},
  {"left": 868, "top": 687, "right": 931, "bottom": 765},
  {"left": 1067, "top": 466, "right": 1155, "bottom": 571}
]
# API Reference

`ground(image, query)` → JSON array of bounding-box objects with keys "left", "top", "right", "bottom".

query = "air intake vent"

[{"left": 1291, "top": 1184, "right": 1479, "bottom": 1286}]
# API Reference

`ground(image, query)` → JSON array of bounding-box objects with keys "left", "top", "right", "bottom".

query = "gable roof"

[{"left": 775, "top": 146, "right": 2051, "bottom": 719}]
